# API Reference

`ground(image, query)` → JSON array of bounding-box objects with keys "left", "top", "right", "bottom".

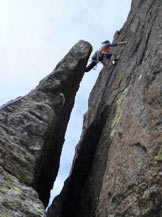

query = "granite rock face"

[
  {"left": 0, "top": 40, "right": 92, "bottom": 216},
  {"left": 47, "top": 0, "right": 162, "bottom": 217}
]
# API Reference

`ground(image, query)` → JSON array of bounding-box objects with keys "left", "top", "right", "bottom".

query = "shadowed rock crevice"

[{"left": 47, "top": 104, "right": 112, "bottom": 217}]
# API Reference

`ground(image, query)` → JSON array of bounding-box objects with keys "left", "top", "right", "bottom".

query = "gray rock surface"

[
  {"left": 47, "top": 0, "right": 162, "bottom": 217},
  {"left": 0, "top": 40, "right": 92, "bottom": 216}
]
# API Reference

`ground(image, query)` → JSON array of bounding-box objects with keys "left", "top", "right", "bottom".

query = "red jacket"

[{"left": 98, "top": 43, "right": 118, "bottom": 53}]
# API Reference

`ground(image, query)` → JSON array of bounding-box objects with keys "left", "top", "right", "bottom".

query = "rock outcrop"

[
  {"left": 47, "top": 0, "right": 162, "bottom": 217},
  {"left": 0, "top": 40, "right": 92, "bottom": 216}
]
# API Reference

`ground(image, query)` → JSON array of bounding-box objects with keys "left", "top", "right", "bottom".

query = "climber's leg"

[
  {"left": 85, "top": 51, "right": 99, "bottom": 72},
  {"left": 85, "top": 61, "right": 97, "bottom": 72}
]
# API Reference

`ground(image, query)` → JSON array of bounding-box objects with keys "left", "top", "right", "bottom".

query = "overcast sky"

[{"left": 0, "top": 0, "right": 132, "bottom": 206}]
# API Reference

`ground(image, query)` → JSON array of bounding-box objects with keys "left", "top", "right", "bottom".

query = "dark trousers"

[{"left": 85, "top": 51, "right": 116, "bottom": 72}]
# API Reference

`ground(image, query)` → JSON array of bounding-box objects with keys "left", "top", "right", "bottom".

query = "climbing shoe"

[{"left": 112, "top": 60, "right": 117, "bottom": 65}]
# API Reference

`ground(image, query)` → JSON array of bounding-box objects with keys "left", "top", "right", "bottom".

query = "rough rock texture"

[
  {"left": 47, "top": 0, "right": 162, "bottom": 217},
  {"left": 0, "top": 40, "right": 92, "bottom": 216}
]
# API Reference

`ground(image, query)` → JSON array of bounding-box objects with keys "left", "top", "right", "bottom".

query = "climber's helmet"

[{"left": 102, "top": 40, "right": 110, "bottom": 45}]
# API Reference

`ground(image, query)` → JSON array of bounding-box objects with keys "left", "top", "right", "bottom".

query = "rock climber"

[{"left": 85, "top": 40, "right": 127, "bottom": 72}]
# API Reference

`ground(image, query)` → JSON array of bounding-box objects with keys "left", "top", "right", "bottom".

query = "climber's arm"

[
  {"left": 109, "top": 41, "right": 127, "bottom": 47},
  {"left": 116, "top": 41, "right": 127, "bottom": 46}
]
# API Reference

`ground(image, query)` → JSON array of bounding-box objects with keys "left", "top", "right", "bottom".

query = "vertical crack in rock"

[
  {"left": 47, "top": 102, "right": 112, "bottom": 217},
  {"left": 0, "top": 40, "right": 92, "bottom": 216}
]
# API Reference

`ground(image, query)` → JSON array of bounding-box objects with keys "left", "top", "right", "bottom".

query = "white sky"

[{"left": 0, "top": 0, "right": 132, "bottom": 206}]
